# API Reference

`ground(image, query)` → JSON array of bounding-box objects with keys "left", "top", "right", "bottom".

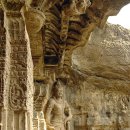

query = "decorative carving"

[
  {"left": 8, "top": 40, "right": 29, "bottom": 110},
  {"left": 33, "top": 111, "right": 46, "bottom": 130},
  {"left": 42, "top": 0, "right": 92, "bottom": 66},
  {"left": 0, "top": 0, "right": 130, "bottom": 130},
  {"left": 1, "top": 0, "right": 26, "bottom": 41},
  {"left": 1, "top": 0, "right": 25, "bottom": 11},
  {"left": 24, "top": 8, "right": 45, "bottom": 79},
  {"left": 24, "top": 8, "right": 45, "bottom": 33},
  {"left": 61, "top": 0, "right": 91, "bottom": 41},
  {"left": 9, "top": 80, "right": 27, "bottom": 110},
  {"left": 44, "top": 6, "right": 61, "bottom": 66},
  {"left": 45, "top": 79, "right": 72, "bottom": 130},
  {"left": 1, "top": 0, "right": 33, "bottom": 113},
  {"left": 34, "top": 81, "right": 48, "bottom": 111},
  {"left": 33, "top": 81, "right": 48, "bottom": 130},
  {"left": 5, "top": 13, "right": 25, "bottom": 41},
  {"left": 31, "top": 0, "right": 60, "bottom": 11}
]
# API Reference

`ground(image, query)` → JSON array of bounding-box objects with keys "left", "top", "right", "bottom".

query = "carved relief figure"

[{"left": 45, "top": 80, "right": 72, "bottom": 130}]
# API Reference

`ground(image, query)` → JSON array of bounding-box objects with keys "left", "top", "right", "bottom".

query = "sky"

[{"left": 107, "top": 3, "right": 130, "bottom": 29}]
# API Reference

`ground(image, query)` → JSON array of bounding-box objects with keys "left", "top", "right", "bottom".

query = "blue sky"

[{"left": 108, "top": 3, "right": 130, "bottom": 29}]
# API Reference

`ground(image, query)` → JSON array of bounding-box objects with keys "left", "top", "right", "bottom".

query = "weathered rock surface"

[
  {"left": 73, "top": 23, "right": 130, "bottom": 94},
  {"left": 65, "top": 23, "right": 130, "bottom": 130}
]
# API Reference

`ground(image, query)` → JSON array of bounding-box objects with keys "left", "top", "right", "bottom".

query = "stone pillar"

[
  {"left": 0, "top": 9, "right": 7, "bottom": 130},
  {"left": 0, "top": 0, "right": 34, "bottom": 130},
  {"left": 33, "top": 81, "right": 48, "bottom": 130},
  {"left": 24, "top": 8, "right": 45, "bottom": 79}
]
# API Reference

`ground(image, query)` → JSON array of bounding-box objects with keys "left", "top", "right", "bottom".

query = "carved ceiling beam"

[
  {"left": 31, "top": 0, "right": 60, "bottom": 11},
  {"left": 44, "top": 6, "right": 61, "bottom": 67},
  {"left": 62, "top": 0, "right": 130, "bottom": 71},
  {"left": 60, "top": 0, "right": 91, "bottom": 41},
  {"left": 43, "top": 1, "right": 92, "bottom": 69},
  {"left": 10, "top": 0, "right": 129, "bottom": 81},
  {"left": 37, "top": 0, "right": 130, "bottom": 78}
]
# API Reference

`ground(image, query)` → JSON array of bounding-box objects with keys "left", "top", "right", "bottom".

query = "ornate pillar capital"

[{"left": 1, "top": 0, "right": 25, "bottom": 12}]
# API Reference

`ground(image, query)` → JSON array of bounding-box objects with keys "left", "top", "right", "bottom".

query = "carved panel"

[
  {"left": 34, "top": 81, "right": 48, "bottom": 111},
  {"left": 1, "top": 0, "right": 34, "bottom": 112},
  {"left": 33, "top": 81, "right": 48, "bottom": 130}
]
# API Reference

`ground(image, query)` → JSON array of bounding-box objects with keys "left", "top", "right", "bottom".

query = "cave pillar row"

[{"left": 0, "top": 1, "right": 34, "bottom": 130}]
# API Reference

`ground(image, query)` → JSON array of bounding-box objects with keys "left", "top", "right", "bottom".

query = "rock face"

[
  {"left": 65, "top": 24, "right": 130, "bottom": 130},
  {"left": 73, "top": 23, "right": 130, "bottom": 94}
]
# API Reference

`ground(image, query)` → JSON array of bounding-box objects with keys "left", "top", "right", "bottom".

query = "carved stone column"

[
  {"left": 24, "top": 8, "right": 45, "bottom": 79},
  {"left": 0, "top": 9, "right": 8, "bottom": 129},
  {"left": 33, "top": 81, "right": 48, "bottom": 130},
  {"left": 1, "top": 1, "right": 34, "bottom": 130}
]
